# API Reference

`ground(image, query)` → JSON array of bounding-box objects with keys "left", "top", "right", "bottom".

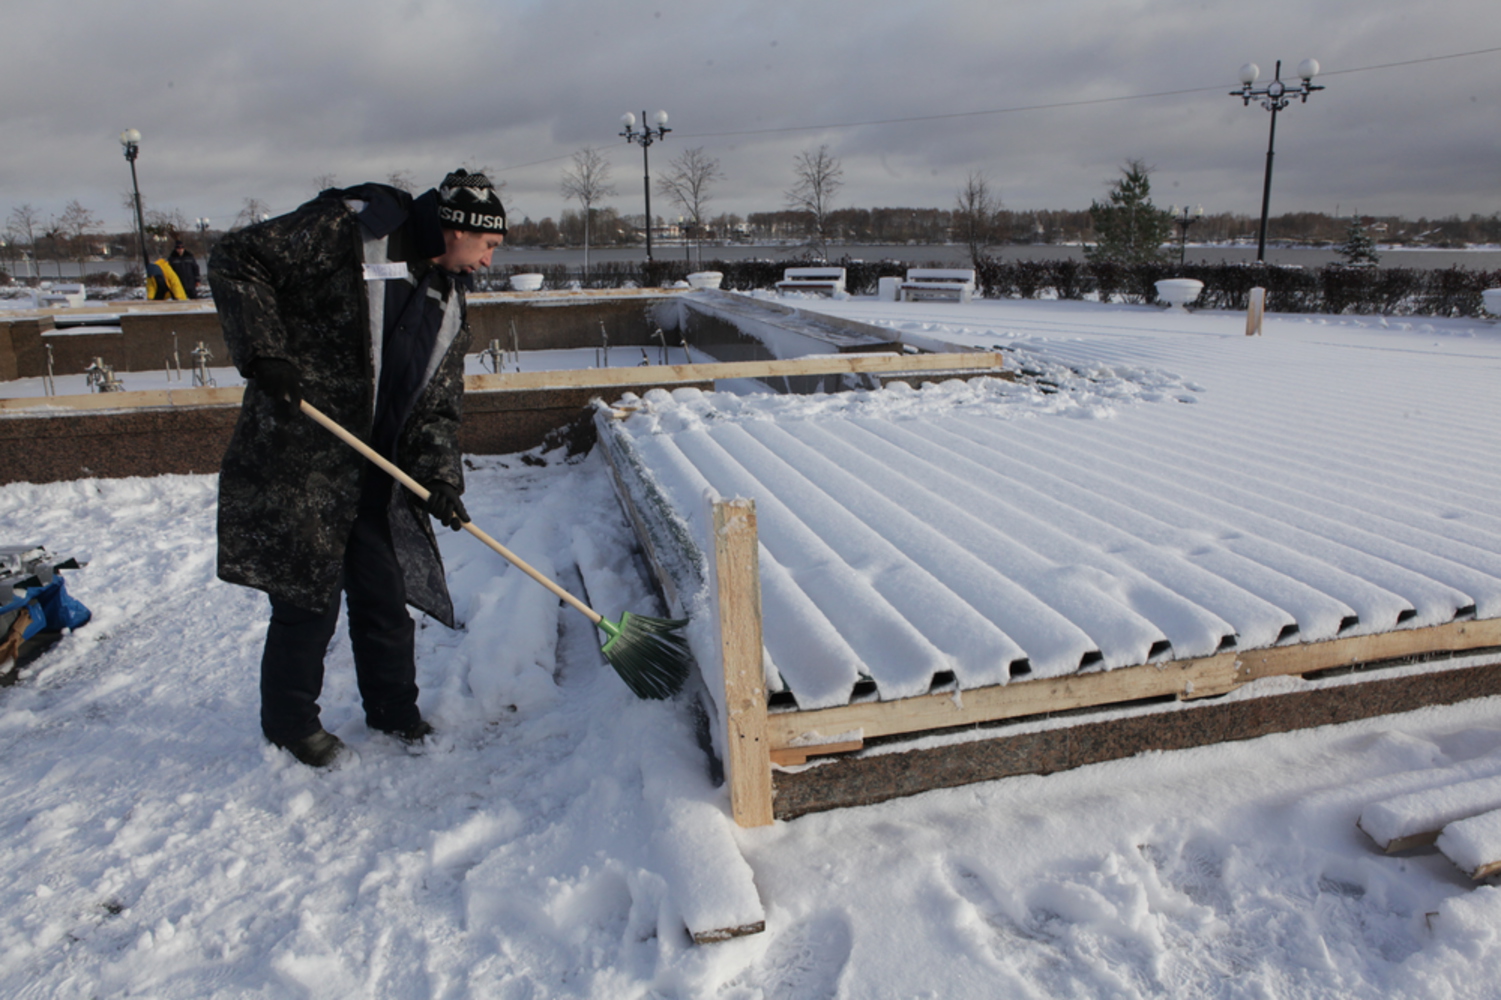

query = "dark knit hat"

[{"left": 436, "top": 169, "right": 507, "bottom": 235}]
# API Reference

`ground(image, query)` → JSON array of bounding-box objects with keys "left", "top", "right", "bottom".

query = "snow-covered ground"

[{"left": 6, "top": 296, "right": 1501, "bottom": 998}]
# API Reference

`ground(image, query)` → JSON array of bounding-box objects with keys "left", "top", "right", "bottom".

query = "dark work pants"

[{"left": 260, "top": 496, "right": 421, "bottom": 744}]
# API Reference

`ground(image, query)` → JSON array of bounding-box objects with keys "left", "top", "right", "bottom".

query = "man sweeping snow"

[{"left": 210, "top": 169, "right": 507, "bottom": 767}]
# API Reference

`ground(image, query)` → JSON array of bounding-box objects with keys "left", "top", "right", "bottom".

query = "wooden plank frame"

[
  {"left": 593, "top": 389, "right": 1501, "bottom": 825},
  {"left": 770, "top": 618, "right": 1501, "bottom": 754},
  {"left": 0, "top": 385, "right": 243, "bottom": 412},
  {"left": 1, "top": 352, "right": 1006, "bottom": 413},
  {"left": 463, "top": 351, "right": 1005, "bottom": 392},
  {"left": 713, "top": 499, "right": 774, "bottom": 827}
]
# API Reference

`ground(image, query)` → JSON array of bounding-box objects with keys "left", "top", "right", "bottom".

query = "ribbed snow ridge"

[{"left": 613, "top": 316, "right": 1501, "bottom": 710}]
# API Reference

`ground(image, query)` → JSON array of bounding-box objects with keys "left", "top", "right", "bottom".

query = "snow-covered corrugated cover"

[{"left": 606, "top": 326, "right": 1501, "bottom": 710}]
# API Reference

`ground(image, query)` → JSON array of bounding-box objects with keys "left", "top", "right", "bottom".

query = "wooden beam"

[
  {"left": 1236, "top": 618, "right": 1501, "bottom": 680},
  {"left": 464, "top": 351, "right": 1005, "bottom": 392},
  {"left": 768, "top": 617, "right": 1501, "bottom": 751},
  {"left": 769, "top": 739, "right": 864, "bottom": 767},
  {"left": 769, "top": 652, "right": 1240, "bottom": 750},
  {"left": 0, "top": 385, "right": 244, "bottom": 412},
  {"left": 1368, "top": 829, "right": 1442, "bottom": 854},
  {"left": 773, "top": 658, "right": 1501, "bottom": 820},
  {"left": 3, "top": 352, "right": 1004, "bottom": 412},
  {"left": 714, "top": 499, "right": 774, "bottom": 828}
]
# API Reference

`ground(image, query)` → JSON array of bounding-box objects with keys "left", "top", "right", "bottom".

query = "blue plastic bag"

[{"left": 1, "top": 575, "right": 91, "bottom": 640}]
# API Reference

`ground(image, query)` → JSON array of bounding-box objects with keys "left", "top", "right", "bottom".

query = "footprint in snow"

[{"left": 749, "top": 911, "right": 852, "bottom": 1000}]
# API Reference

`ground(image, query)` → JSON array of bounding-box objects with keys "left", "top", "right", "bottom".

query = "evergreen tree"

[
  {"left": 1338, "top": 218, "right": 1381, "bottom": 267},
  {"left": 1084, "top": 160, "right": 1174, "bottom": 265}
]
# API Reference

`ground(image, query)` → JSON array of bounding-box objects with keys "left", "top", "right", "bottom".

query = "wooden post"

[
  {"left": 713, "top": 498, "right": 774, "bottom": 827},
  {"left": 1246, "top": 286, "right": 1265, "bottom": 336}
]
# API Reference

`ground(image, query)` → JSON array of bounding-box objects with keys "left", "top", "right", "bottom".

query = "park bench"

[
  {"left": 899, "top": 268, "right": 976, "bottom": 303},
  {"left": 37, "top": 283, "right": 87, "bottom": 309},
  {"left": 775, "top": 267, "right": 846, "bottom": 297}
]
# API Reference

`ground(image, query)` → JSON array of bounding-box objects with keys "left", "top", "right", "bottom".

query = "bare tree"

[
  {"left": 657, "top": 147, "right": 723, "bottom": 267},
  {"left": 145, "top": 207, "right": 189, "bottom": 238},
  {"left": 6, "top": 204, "right": 42, "bottom": 284},
  {"left": 785, "top": 145, "right": 843, "bottom": 260},
  {"left": 233, "top": 198, "right": 273, "bottom": 230},
  {"left": 386, "top": 170, "right": 416, "bottom": 193},
  {"left": 57, "top": 200, "right": 102, "bottom": 278},
  {"left": 35, "top": 222, "right": 66, "bottom": 279},
  {"left": 954, "top": 171, "right": 1001, "bottom": 267},
  {"left": 560, "top": 147, "right": 616, "bottom": 280},
  {"left": 312, "top": 172, "right": 339, "bottom": 194}
]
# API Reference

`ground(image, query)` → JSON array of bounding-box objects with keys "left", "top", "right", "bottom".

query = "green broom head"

[{"left": 597, "top": 611, "right": 692, "bottom": 700}]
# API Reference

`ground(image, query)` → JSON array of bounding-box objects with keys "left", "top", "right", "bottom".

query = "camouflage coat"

[{"left": 210, "top": 187, "right": 469, "bottom": 627}]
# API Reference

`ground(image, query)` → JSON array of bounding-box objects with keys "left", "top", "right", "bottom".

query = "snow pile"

[
  {"left": 1359, "top": 775, "right": 1501, "bottom": 850},
  {"left": 1438, "top": 809, "right": 1501, "bottom": 878}
]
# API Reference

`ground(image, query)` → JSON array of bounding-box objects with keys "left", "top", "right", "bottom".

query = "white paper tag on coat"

[{"left": 363, "top": 262, "right": 408, "bottom": 281}]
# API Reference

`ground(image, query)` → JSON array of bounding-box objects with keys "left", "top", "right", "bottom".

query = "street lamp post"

[
  {"left": 620, "top": 110, "right": 670, "bottom": 262},
  {"left": 1168, "top": 204, "right": 1205, "bottom": 268},
  {"left": 119, "top": 129, "right": 151, "bottom": 278},
  {"left": 1231, "top": 59, "right": 1323, "bottom": 264}
]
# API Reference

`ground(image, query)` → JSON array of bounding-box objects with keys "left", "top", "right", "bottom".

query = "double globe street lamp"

[
  {"left": 1231, "top": 59, "right": 1323, "bottom": 264},
  {"left": 620, "top": 110, "right": 670, "bottom": 262}
]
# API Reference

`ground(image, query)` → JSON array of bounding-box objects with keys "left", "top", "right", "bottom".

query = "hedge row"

[
  {"left": 488, "top": 258, "right": 1501, "bottom": 318},
  {"left": 972, "top": 259, "right": 1501, "bottom": 317}
]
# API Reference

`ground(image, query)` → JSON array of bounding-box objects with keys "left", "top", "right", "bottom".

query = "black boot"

[
  {"left": 376, "top": 719, "right": 434, "bottom": 744},
  {"left": 273, "top": 728, "right": 346, "bottom": 767}
]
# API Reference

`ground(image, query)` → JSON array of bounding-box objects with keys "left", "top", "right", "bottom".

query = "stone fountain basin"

[{"left": 1155, "top": 278, "right": 1204, "bottom": 309}]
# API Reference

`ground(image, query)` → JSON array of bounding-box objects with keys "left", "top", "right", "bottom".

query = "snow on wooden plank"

[
  {"left": 1437, "top": 808, "right": 1501, "bottom": 880},
  {"left": 1359, "top": 775, "right": 1501, "bottom": 853},
  {"left": 464, "top": 351, "right": 1003, "bottom": 392}
]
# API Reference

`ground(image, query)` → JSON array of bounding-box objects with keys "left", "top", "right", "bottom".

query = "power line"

[
  {"left": 679, "top": 87, "right": 1220, "bottom": 139},
  {"left": 676, "top": 44, "right": 1501, "bottom": 140},
  {"left": 495, "top": 152, "right": 577, "bottom": 174},
  {"left": 494, "top": 44, "right": 1501, "bottom": 172},
  {"left": 1317, "top": 45, "right": 1501, "bottom": 77}
]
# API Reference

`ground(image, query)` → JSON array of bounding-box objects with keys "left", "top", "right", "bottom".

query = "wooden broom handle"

[{"left": 298, "top": 399, "right": 602, "bottom": 624}]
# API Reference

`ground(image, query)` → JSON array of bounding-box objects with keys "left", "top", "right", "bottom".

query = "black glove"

[
  {"left": 423, "top": 481, "right": 468, "bottom": 531},
  {"left": 250, "top": 358, "right": 301, "bottom": 422}
]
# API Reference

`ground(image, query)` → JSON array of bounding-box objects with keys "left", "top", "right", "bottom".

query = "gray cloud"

[{"left": 3, "top": 0, "right": 1497, "bottom": 234}]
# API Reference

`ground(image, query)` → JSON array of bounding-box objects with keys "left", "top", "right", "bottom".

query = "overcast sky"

[{"left": 3, "top": 0, "right": 1498, "bottom": 237}]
